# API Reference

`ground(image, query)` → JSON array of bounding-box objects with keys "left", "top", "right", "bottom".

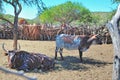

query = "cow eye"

[{"left": 8, "top": 51, "right": 14, "bottom": 53}]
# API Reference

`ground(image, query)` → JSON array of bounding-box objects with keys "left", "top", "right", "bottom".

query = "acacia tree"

[
  {"left": 40, "top": 7, "right": 54, "bottom": 26},
  {"left": 40, "top": 1, "right": 92, "bottom": 25},
  {"left": 0, "top": 0, "right": 46, "bottom": 50}
]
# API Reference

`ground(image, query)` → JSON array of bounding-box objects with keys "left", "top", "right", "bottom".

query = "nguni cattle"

[
  {"left": 2, "top": 43, "right": 55, "bottom": 72},
  {"left": 55, "top": 34, "right": 102, "bottom": 62},
  {"left": 21, "top": 25, "right": 42, "bottom": 40}
]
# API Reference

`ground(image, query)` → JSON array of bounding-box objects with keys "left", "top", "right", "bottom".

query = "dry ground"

[{"left": 0, "top": 39, "right": 113, "bottom": 80}]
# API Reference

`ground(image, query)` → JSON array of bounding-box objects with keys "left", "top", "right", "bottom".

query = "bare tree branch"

[
  {"left": 16, "top": 1, "right": 22, "bottom": 15},
  {"left": 0, "top": 17, "right": 13, "bottom": 26},
  {"left": 0, "top": 67, "right": 37, "bottom": 80}
]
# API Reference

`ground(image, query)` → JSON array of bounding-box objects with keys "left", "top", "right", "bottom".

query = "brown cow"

[{"left": 21, "top": 24, "right": 41, "bottom": 40}]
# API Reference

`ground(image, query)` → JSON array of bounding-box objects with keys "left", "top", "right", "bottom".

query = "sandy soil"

[{"left": 0, "top": 39, "right": 113, "bottom": 80}]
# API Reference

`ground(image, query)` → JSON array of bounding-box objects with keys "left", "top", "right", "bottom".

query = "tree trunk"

[
  {"left": 106, "top": 4, "right": 120, "bottom": 80},
  {"left": 3, "top": 0, "right": 22, "bottom": 50},
  {"left": 13, "top": 14, "right": 18, "bottom": 50}
]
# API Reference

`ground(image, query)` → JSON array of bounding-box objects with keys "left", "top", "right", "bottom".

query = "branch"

[
  {"left": 3, "top": 0, "right": 16, "bottom": 14},
  {"left": 0, "top": 67, "right": 37, "bottom": 80},
  {"left": 16, "top": 1, "right": 22, "bottom": 15},
  {"left": 3, "top": 0, "right": 22, "bottom": 15},
  {"left": 0, "top": 17, "right": 13, "bottom": 26},
  {"left": 3, "top": 0, "right": 13, "bottom": 5}
]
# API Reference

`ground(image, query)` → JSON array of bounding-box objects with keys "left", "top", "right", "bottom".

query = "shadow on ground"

[
  {"left": 54, "top": 56, "right": 112, "bottom": 71},
  {"left": 2, "top": 56, "right": 112, "bottom": 73}
]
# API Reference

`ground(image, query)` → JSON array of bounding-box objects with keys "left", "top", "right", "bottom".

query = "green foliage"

[
  {"left": 40, "top": 8, "right": 54, "bottom": 23},
  {"left": 40, "top": 1, "right": 92, "bottom": 24},
  {"left": 91, "top": 12, "right": 112, "bottom": 26},
  {"left": 112, "top": 0, "right": 120, "bottom": 3}
]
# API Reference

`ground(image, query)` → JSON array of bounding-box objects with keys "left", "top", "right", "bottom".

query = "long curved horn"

[{"left": 2, "top": 43, "right": 8, "bottom": 52}]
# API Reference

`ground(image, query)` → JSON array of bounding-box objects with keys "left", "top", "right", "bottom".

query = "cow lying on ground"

[
  {"left": 55, "top": 34, "right": 102, "bottom": 62},
  {"left": 2, "top": 44, "right": 55, "bottom": 72}
]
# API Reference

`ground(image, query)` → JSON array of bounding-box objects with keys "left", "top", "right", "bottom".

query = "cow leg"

[
  {"left": 17, "top": 64, "right": 29, "bottom": 72},
  {"left": 59, "top": 48, "right": 64, "bottom": 60},
  {"left": 79, "top": 50, "right": 83, "bottom": 62},
  {"left": 55, "top": 47, "right": 58, "bottom": 59}
]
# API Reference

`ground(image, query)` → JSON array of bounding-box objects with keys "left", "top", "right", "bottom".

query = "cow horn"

[{"left": 2, "top": 43, "right": 8, "bottom": 52}]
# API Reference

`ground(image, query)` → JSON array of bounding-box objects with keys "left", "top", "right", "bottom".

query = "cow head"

[
  {"left": 78, "top": 34, "right": 102, "bottom": 52},
  {"left": 2, "top": 43, "right": 20, "bottom": 55},
  {"left": 2, "top": 43, "right": 21, "bottom": 68},
  {"left": 92, "top": 34, "right": 103, "bottom": 45}
]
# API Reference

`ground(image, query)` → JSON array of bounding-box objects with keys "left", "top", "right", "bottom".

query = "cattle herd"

[
  {"left": 0, "top": 22, "right": 113, "bottom": 72},
  {"left": 0, "top": 23, "right": 112, "bottom": 44}
]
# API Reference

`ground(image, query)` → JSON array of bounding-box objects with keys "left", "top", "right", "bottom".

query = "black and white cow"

[
  {"left": 55, "top": 34, "right": 102, "bottom": 62},
  {"left": 2, "top": 44, "right": 55, "bottom": 72}
]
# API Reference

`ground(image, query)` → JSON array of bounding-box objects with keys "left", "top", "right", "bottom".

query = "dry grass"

[{"left": 0, "top": 39, "right": 113, "bottom": 80}]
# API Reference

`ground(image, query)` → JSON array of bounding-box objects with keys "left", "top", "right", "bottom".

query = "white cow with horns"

[{"left": 55, "top": 34, "right": 102, "bottom": 62}]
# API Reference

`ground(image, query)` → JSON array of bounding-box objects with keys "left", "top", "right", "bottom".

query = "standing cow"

[{"left": 55, "top": 34, "right": 102, "bottom": 62}]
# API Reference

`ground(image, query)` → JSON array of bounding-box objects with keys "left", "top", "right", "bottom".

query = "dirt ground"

[{"left": 0, "top": 39, "right": 113, "bottom": 80}]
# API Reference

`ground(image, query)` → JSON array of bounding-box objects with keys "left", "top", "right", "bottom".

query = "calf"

[
  {"left": 55, "top": 34, "right": 102, "bottom": 62},
  {"left": 2, "top": 44, "right": 55, "bottom": 71}
]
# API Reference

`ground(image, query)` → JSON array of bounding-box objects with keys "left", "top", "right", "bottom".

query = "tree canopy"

[
  {"left": 112, "top": 0, "right": 120, "bottom": 3},
  {"left": 40, "top": 1, "right": 92, "bottom": 25}
]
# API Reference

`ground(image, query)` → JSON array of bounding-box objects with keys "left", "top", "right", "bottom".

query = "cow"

[
  {"left": 55, "top": 34, "right": 102, "bottom": 62},
  {"left": 20, "top": 24, "right": 42, "bottom": 40},
  {"left": 2, "top": 44, "right": 55, "bottom": 72}
]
